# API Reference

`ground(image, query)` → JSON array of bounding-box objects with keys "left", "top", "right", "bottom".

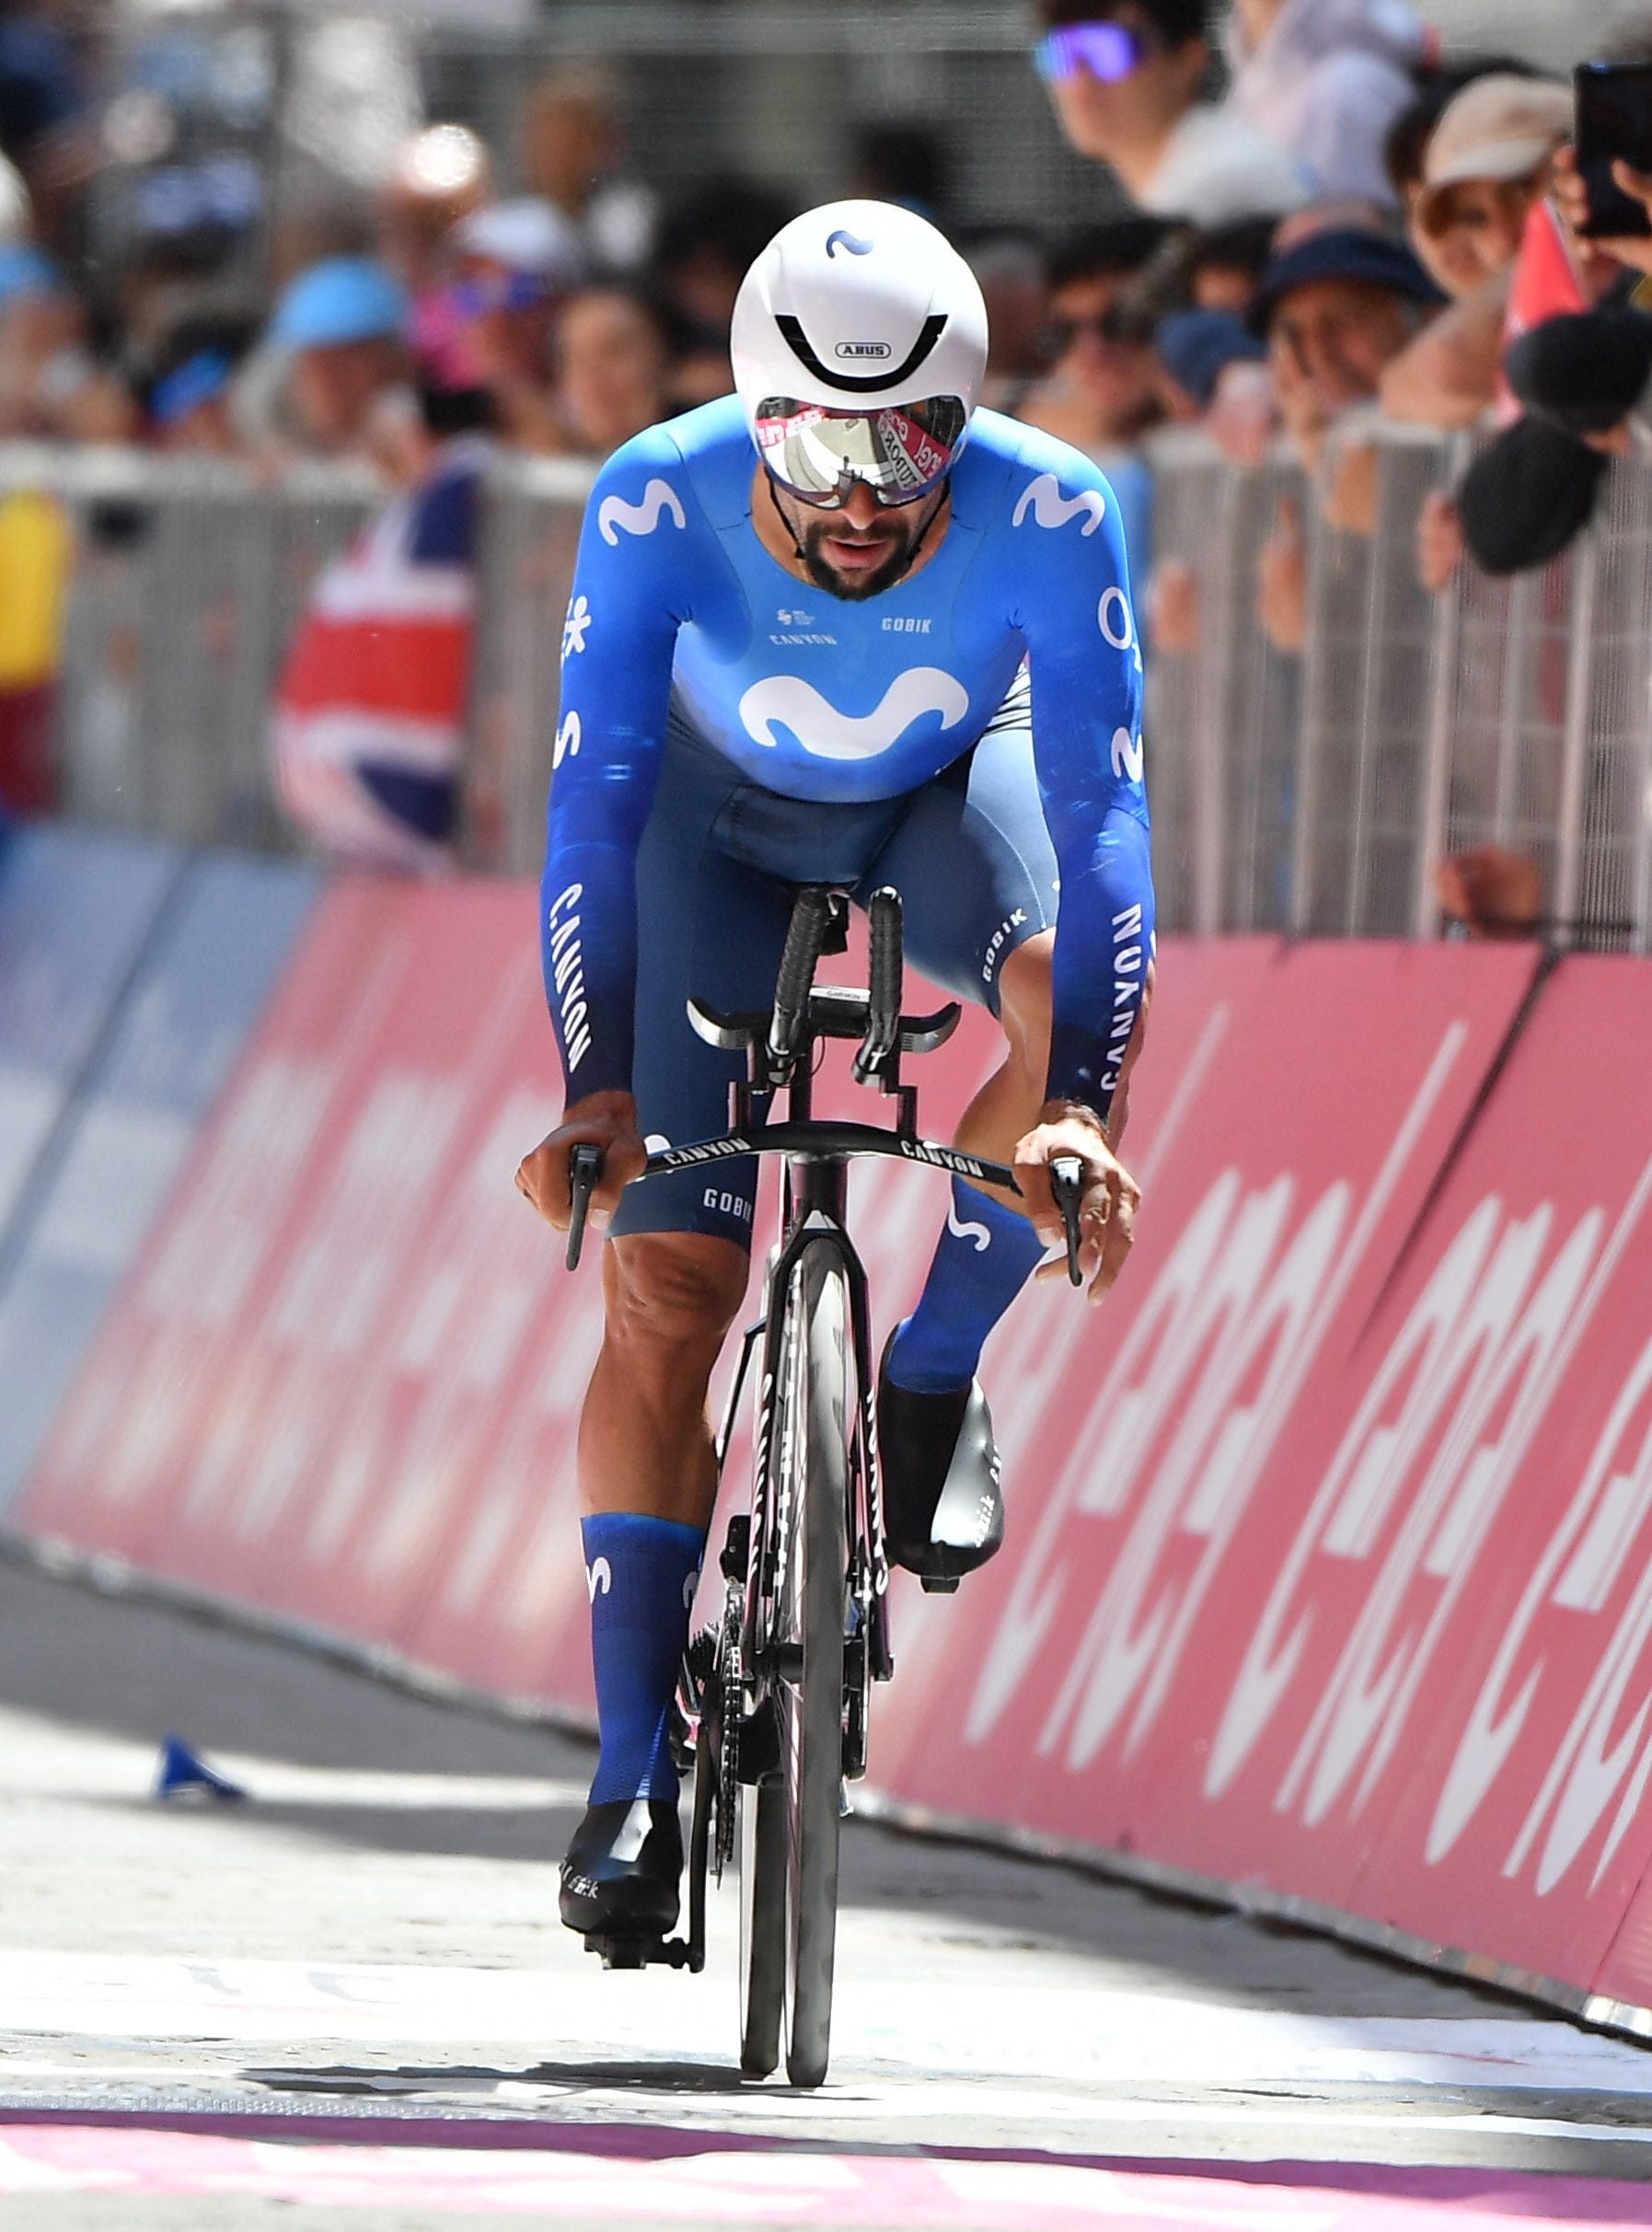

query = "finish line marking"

[{"left": 2, "top": 2081, "right": 1652, "bottom": 2152}]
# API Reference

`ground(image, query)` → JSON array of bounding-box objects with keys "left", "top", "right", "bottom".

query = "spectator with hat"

[
  {"left": 143, "top": 318, "right": 256, "bottom": 455},
  {"left": 450, "top": 197, "right": 583, "bottom": 453},
  {"left": 1155, "top": 306, "right": 1267, "bottom": 421},
  {"left": 1249, "top": 221, "right": 1444, "bottom": 472},
  {"left": 1246, "top": 220, "right": 1443, "bottom": 648},
  {"left": 0, "top": 242, "right": 133, "bottom": 441},
  {"left": 270, "top": 250, "right": 494, "bottom": 872},
  {"left": 1381, "top": 75, "right": 1574, "bottom": 432},
  {"left": 1408, "top": 74, "right": 1573, "bottom": 301},
  {"left": 268, "top": 254, "right": 417, "bottom": 470}
]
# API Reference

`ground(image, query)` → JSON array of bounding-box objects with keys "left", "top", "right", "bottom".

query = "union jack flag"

[{"left": 273, "top": 436, "right": 485, "bottom": 873}]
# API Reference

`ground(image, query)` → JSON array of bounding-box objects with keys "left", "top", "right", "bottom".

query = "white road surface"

[{"left": 2, "top": 1550, "right": 1651, "bottom": 2230}]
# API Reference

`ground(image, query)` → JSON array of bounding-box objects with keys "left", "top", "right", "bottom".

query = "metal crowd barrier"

[
  {"left": 1145, "top": 423, "right": 1652, "bottom": 951},
  {"left": 7, "top": 428, "right": 1652, "bottom": 952},
  {"left": 0, "top": 447, "right": 380, "bottom": 852}
]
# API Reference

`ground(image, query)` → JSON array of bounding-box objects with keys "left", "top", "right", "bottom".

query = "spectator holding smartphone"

[{"left": 1381, "top": 75, "right": 1573, "bottom": 431}]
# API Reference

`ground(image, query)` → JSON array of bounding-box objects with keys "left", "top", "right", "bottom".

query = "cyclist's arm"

[
  {"left": 540, "top": 426, "right": 696, "bottom": 1100},
  {"left": 1014, "top": 457, "right": 1156, "bottom": 1127}
]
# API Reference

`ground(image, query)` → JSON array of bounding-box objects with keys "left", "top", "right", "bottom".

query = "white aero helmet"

[{"left": 731, "top": 198, "right": 988, "bottom": 508}]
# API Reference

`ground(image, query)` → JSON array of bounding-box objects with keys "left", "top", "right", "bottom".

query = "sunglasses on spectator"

[
  {"left": 1033, "top": 22, "right": 1149, "bottom": 84},
  {"left": 451, "top": 269, "right": 551, "bottom": 318},
  {"left": 1040, "top": 305, "right": 1147, "bottom": 356}
]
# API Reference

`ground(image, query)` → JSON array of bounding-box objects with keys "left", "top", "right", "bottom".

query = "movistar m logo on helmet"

[
  {"left": 835, "top": 341, "right": 891, "bottom": 361},
  {"left": 826, "top": 229, "right": 873, "bottom": 258}
]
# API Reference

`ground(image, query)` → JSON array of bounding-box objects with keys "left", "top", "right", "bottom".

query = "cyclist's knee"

[
  {"left": 604, "top": 1232, "right": 749, "bottom": 1365},
  {"left": 998, "top": 931, "right": 1054, "bottom": 1080}
]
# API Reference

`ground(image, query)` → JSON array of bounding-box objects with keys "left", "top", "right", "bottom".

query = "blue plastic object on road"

[{"left": 155, "top": 1735, "right": 248, "bottom": 1804}]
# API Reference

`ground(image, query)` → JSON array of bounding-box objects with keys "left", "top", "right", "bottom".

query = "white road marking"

[
  {"left": 2, "top": 2064, "right": 1651, "bottom": 2152},
  {"left": 2, "top": 1951, "right": 1648, "bottom": 2102}
]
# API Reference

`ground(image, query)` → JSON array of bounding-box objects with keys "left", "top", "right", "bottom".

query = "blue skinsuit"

[{"left": 541, "top": 394, "right": 1154, "bottom": 1245}]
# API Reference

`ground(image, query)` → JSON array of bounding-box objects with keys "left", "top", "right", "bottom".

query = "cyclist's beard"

[{"left": 778, "top": 484, "right": 948, "bottom": 603}]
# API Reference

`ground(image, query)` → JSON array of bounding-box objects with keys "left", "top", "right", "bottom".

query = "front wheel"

[{"left": 773, "top": 1243, "right": 851, "bottom": 2087}]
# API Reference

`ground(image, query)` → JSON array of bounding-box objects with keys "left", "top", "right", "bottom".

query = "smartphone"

[{"left": 1576, "top": 62, "right": 1652, "bottom": 238}]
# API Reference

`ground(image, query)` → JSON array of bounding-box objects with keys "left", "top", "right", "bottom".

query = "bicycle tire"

[
  {"left": 737, "top": 1778, "right": 785, "bottom": 2076},
  {"left": 775, "top": 1243, "right": 850, "bottom": 2087}
]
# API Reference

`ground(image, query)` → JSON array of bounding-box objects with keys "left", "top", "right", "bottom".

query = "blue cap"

[
  {"left": 1156, "top": 310, "right": 1266, "bottom": 410},
  {"left": 1248, "top": 228, "right": 1445, "bottom": 337},
  {"left": 0, "top": 244, "right": 62, "bottom": 306},
  {"left": 271, "top": 257, "right": 409, "bottom": 351},
  {"left": 150, "top": 348, "right": 235, "bottom": 429}
]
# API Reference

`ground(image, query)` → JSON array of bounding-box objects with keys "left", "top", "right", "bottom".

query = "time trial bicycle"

[{"left": 563, "top": 882, "right": 1083, "bottom": 2087}]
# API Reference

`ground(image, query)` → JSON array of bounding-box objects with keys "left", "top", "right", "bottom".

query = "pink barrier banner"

[
  {"left": 1284, "top": 954, "right": 1652, "bottom": 2015},
  {"left": 18, "top": 878, "right": 579, "bottom": 1685},
  {"left": 872, "top": 942, "right": 1540, "bottom": 1875}
]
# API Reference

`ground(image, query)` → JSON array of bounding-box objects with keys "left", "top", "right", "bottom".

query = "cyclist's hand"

[
  {"left": 1014, "top": 1100, "right": 1141, "bottom": 1306},
  {"left": 514, "top": 1091, "right": 647, "bottom": 1233}
]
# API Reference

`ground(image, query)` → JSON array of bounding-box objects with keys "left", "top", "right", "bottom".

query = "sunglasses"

[
  {"left": 451, "top": 269, "right": 551, "bottom": 318},
  {"left": 1033, "top": 22, "right": 1149, "bottom": 84},
  {"left": 1040, "top": 303, "right": 1152, "bottom": 357},
  {"left": 755, "top": 397, "right": 965, "bottom": 510}
]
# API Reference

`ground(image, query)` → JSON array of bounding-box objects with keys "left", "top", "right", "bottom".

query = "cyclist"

[{"left": 516, "top": 200, "right": 1154, "bottom": 1946}]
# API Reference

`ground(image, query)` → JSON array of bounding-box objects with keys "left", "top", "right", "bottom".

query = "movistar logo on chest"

[
  {"left": 739, "top": 667, "right": 969, "bottom": 760},
  {"left": 836, "top": 340, "right": 891, "bottom": 360}
]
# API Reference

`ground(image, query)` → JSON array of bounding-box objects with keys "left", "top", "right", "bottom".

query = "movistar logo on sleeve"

[{"left": 826, "top": 229, "right": 873, "bottom": 258}]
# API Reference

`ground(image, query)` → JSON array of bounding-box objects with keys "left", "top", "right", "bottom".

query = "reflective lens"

[
  {"left": 1033, "top": 23, "right": 1144, "bottom": 84},
  {"left": 755, "top": 396, "right": 965, "bottom": 508}
]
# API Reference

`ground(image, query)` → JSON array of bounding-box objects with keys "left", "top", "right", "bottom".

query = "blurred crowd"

[
  {"left": 0, "top": 2, "right": 1647, "bottom": 913},
  {"left": 1026, "top": 0, "right": 1652, "bottom": 939},
  {"left": 0, "top": 61, "right": 801, "bottom": 469}
]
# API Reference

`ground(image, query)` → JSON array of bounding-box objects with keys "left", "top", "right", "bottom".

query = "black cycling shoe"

[
  {"left": 559, "top": 1797, "right": 683, "bottom": 1941},
  {"left": 876, "top": 1336, "right": 1004, "bottom": 1589}
]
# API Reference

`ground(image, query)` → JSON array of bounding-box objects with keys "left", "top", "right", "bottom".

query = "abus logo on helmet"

[{"left": 835, "top": 341, "right": 891, "bottom": 360}]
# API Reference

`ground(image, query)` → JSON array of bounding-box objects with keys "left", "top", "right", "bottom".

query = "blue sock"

[
  {"left": 583, "top": 1512, "right": 706, "bottom": 1805},
  {"left": 885, "top": 1178, "right": 1046, "bottom": 1394}
]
